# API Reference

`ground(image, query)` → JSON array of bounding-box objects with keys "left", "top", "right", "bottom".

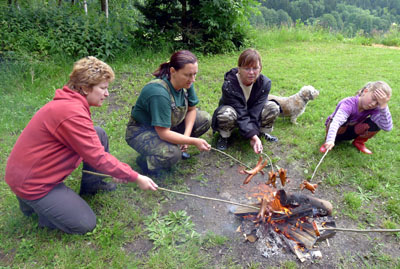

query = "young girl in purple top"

[{"left": 320, "top": 81, "right": 392, "bottom": 154}]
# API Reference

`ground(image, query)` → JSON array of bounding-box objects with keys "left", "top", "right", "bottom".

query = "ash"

[
  {"left": 256, "top": 224, "right": 286, "bottom": 258},
  {"left": 241, "top": 219, "right": 286, "bottom": 259}
]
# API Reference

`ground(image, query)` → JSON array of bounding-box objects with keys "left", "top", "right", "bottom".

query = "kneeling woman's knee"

[
  {"left": 76, "top": 214, "right": 97, "bottom": 235},
  {"left": 164, "top": 146, "right": 181, "bottom": 166}
]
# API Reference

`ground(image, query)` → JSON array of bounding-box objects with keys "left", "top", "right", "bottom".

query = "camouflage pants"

[
  {"left": 125, "top": 109, "right": 211, "bottom": 171},
  {"left": 215, "top": 101, "right": 280, "bottom": 138}
]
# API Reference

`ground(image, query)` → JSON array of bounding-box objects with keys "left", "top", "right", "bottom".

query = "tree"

[
  {"left": 277, "top": 9, "right": 292, "bottom": 25},
  {"left": 319, "top": 13, "right": 338, "bottom": 29},
  {"left": 297, "top": 0, "right": 314, "bottom": 21},
  {"left": 259, "top": 6, "right": 279, "bottom": 26},
  {"left": 134, "top": 0, "right": 257, "bottom": 54}
]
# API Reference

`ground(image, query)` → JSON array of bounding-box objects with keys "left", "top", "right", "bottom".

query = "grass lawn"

[{"left": 1, "top": 27, "right": 399, "bottom": 267}]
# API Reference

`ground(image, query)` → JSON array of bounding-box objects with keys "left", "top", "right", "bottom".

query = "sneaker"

[
  {"left": 216, "top": 136, "right": 228, "bottom": 151},
  {"left": 79, "top": 180, "right": 117, "bottom": 195},
  {"left": 182, "top": 152, "right": 191, "bottom": 160},
  {"left": 263, "top": 133, "right": 278, "bottom": 142}
]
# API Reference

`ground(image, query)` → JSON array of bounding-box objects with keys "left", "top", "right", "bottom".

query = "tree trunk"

[
  {"left": 105, "top": 0, "right": 108, "bottom": 20},
  {"left": 180, "top": 0, "right": 188, "bottom": 44}
]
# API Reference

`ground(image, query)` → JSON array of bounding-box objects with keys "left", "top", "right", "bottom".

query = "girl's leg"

[
  {"left": 21, "top": 183, "right": 96, "bottom": 234},
  {"left": 328, "top": 118, "right": 380, "bottom": 154}
]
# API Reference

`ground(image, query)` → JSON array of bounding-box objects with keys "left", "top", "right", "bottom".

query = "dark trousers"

[{"left": 16, "top": 126, "right": 108, "bottom": 234}]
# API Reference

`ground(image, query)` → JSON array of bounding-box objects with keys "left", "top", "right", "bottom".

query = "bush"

[{"left": 0, "top": 5, "right": 136, "bottom": 60}]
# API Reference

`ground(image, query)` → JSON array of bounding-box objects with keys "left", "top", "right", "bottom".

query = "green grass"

[{"left": 1, "top": 27, "right": 400, "bottom": 267}]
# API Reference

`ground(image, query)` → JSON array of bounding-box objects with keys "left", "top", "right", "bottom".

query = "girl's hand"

[
  {"left": 250, "top": 135, "right": 263, "bottom": 154},
  {"left": 374, "top": 89, "right": 390, "bottom": 109},
  {"left": 320, "top": 142, "right": 334, "bottom": 153}
]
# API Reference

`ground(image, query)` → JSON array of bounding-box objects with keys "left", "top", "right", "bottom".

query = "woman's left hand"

[
  {"left": 375, "top": 88, "right": 390, "bottom": 109},
  {"left": 250, "top": 135, "right": 263, "bottom": 154}
]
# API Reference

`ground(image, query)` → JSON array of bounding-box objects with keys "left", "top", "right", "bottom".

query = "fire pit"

[{"left": 234, "top": 185, "right": 335, "bottom": 262}]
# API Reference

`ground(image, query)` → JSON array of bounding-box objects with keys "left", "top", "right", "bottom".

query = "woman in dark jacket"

[{"left": 212, "top": 49, "right": 280, "bottom": 153}]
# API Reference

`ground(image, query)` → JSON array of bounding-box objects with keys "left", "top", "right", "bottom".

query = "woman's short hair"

[
  {"left": 67, "top": 56, "right": 115, "bottom": 94},
  {"left": 153, "top": 50, "right": 197, "bottom": 79},
  {"left": 357, "top": 81, "right": 392, "bottom": 97},
  {"left": 238, "top": 49, "right": 262, "bottom": 70}
]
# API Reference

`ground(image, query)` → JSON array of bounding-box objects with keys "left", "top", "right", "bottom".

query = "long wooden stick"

[
  {"left": 82, "top": 170, "right": 259, "bottom": 210},
  {"left": 157, "top": 187, "right": 259, "bottom": 210},
  {"left": 310, "top": 150, "right": 329, "bottom": 182},
  {"left": 261, "top": 152, "right": 274, "bottom": 173},
  {"left": 321, "top": 227, "right": 400, "bottom": 233},
  {"left": 210, "top": 147, "right": 251, "bottom": 169}
]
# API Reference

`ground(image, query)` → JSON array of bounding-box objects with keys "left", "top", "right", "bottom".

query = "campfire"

[{"left": 235, "top": 158, "right": 335, "bottom": 262}]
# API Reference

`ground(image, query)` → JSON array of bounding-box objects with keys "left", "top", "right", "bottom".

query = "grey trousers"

[
  {"left": 15, "top": 126, "right": 109, "bottom": 234},
  {"left": 17, "top": 183, "right": 96, "bottom": 234}
]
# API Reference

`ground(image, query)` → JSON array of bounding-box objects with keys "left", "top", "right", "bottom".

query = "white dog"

[{"left": 268, "top": 85, "right": 319, "bottom": 124}]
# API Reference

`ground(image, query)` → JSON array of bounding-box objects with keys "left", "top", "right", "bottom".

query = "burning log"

[{"left": 279, "top": 190, "right": 333, "bottom": 215}]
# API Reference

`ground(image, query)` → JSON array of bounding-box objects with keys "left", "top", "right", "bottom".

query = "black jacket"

[{"left": 212, "top": 68, "right": 271, "bottom": 139}]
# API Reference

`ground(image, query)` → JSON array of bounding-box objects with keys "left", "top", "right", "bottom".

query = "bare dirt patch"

[{"left": 371, "top": 43, "right": 400, "bottom": 50}]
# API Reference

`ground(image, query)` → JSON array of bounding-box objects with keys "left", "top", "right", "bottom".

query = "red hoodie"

[{"left": 5, "top": 86, "right": 138, "bottom": 200}]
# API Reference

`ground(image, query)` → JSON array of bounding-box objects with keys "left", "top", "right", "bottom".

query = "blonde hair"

[
  {"left": 67, "top": 56, "right": 115, "bottom": 95},
  {"left": 357, "top": 81, "right": 392, "bottom": 97}
]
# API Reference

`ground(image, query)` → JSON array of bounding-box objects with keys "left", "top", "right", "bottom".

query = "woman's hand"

[
  {"left": 320, "top": 141, "right": 334, "bottom": 153},
  {"left": 250, "top": 135, "right": 263, "bottom": 154},
  {"left": 193, "top": 138, "right": 211, "bottom": 151},
  {"left": 135, "top": 174, "right": 158, "bottom": 191},
  {"left": 374, "top": 88, "right": 390, "bottom": 109}
]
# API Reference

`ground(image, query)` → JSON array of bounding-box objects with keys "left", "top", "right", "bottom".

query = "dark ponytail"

[{"left": 153, "top": 50, "right": 197, "bottom": 79}]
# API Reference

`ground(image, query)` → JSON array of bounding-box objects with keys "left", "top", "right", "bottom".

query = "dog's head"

[{"left": 299, "top": 85, "right": 319, "bottom": 102}]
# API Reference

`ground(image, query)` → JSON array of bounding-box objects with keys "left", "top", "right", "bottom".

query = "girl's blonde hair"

[
  {"left": 357, "top": 81, "right": 392, "bottom": 97},
  {"left": 67, "top": 56, "right": 115, "bottom": 95}
]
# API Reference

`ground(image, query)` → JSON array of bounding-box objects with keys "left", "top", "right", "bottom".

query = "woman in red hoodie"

[{"left": 5, "top": 56, "right": 158, "bottom": 234}]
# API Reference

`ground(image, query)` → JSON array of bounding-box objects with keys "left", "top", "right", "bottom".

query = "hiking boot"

[
  {"left": 216, "top": 136, "right": 228, "bottom": 151},
  {"left": 262, "top": 133, "right": 278, "bottom": 142},
  {"left": 79, "top": 180, "right": 116, "bottom": 195},
  {"left": 136, "top": 155, "right": 149, "bottom": 173},
  {"left": 136, "top": 155, "right": 163, "bottom": 178}
]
